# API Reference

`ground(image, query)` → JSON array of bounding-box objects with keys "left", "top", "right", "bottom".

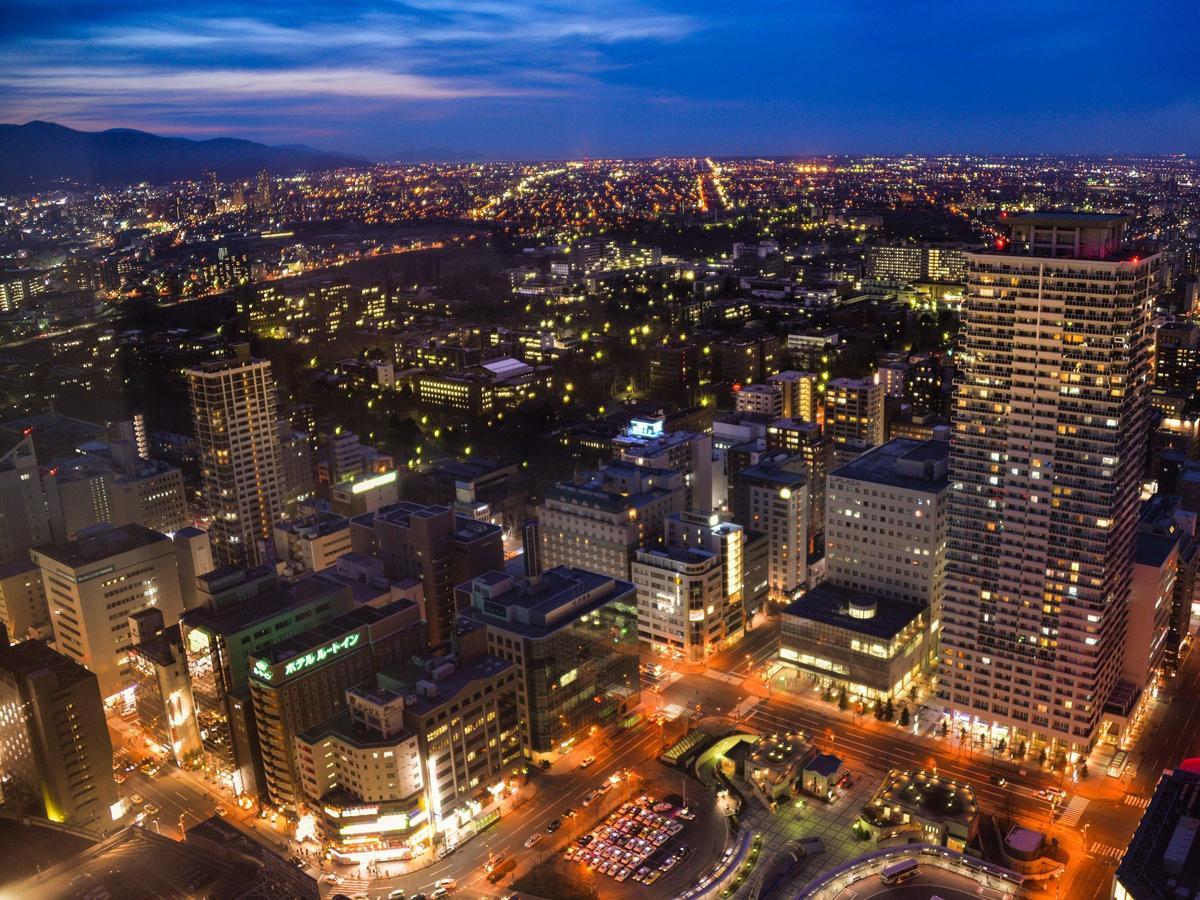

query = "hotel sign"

[{"left": 251, "top": 632, "right": 363, "bottom": 683}]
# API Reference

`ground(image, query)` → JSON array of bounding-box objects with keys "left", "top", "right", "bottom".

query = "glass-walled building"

[{"left": 456, "top": 565, "right": 640, "bottom": 760}]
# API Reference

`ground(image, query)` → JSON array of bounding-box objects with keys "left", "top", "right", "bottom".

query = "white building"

[
  {"left": 940, "top": 213, "right": 1156, "bottom": 757},
  {"left": 734, "top": 383, "right": 783, "bottom": 419},
  {"left": 31, "top": 523, "right": 184, "bottom": 698},
  {"left": 613, "top": 417, "right": 714, "bottom": 513},
  {"left": 730, "top": 461, "right": 809, "bottom": 603}
]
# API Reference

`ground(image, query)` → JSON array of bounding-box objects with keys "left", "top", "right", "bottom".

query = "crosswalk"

[
  {"left": 1058, "top": 795, "right": 1089, "bottom": 828},
  {"left": 332, "top": 875, "right": 371, "bottom": 894},
  {"left": 730, "top": 697, "right": 760, "bottom": 719},
  {"left": 1123, "top": 794, "right": 1151, "bottom": 809},
  {"left": 704, "top": 669, "right": 745, "bottom": 686},
  {"left": 659, "top": 702, "right": 698, "bottom": 721},
  {"left": 1090, "top": 842, "right": 1124, "bottom": 862}
]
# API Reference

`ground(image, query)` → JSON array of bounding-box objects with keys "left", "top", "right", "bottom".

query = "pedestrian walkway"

[
  {"left": 1058, "top": 795, "right": 1089, "bottom": 828},
  {"left": 1090, "top": 842, "right": 1124, "bottom": 861},
  {"left": 1123, "top": 793, "right": 1151, "bottom": 809},
  {"left": 705, "top": 669, "right": 745, "bottom": 686},
  {"left": 332, "top": 875, "right": 372, "bottom": 893},
  {"left": 660, "top": 702, "right": 698, "bottom": 721},
  {"left": 730, "top": 697, "right": 759, "bottom": 720}
]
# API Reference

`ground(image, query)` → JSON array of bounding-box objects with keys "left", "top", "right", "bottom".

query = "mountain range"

[{"left": 0, "top": 121, "right": 365, "bottom": 192}]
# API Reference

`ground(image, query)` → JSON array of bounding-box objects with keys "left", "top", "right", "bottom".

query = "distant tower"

[
  {"left": 523, "top": 520, "right": 542, "bottom": 585},
  {"left": 187, "top": 354, "right": 283, "bottom": 567}
]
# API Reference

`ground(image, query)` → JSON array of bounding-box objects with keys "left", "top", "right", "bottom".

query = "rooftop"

[
  {"left": 783, "top": 583, "right": 925, "bottom": 641},
  {"left": 460, "top": 565, "right": 635, "bottom": 639},
  {"left": 31, "top": 522, "right": 171, "bottom": 568},
  {"left": 1117, "top": 766, "right": 1200, "bottom": 896},
  {"left": 830, "top": 438, "right": 950, "bottom": 493},
  {"left": 251, "top": 597, "right": 418, "bottom": 669},
  {"left": 376, "top": 652, "right": 515, "bottom": 719}
]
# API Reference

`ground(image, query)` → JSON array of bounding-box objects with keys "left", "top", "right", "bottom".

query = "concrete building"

[
  {"left": 248, "top": 599, "right": 425, "bottom": 811},
  {"left": 540, "top": 462, "right": 687, "bottom": 580},
  {"left": 734, "top": 383, "right": 783, "bottom": 418},
  {"left": 0, "top": 627, "right": 118, "bottom": 832},
  {"left": 823, "top": 376, "right": 885, "bottom": 462},
  {"left": 768, "top": 371, "right": 821, "bottom": 423},
  {"left": 1155, "top": 320, "right": 1200, "bottom": 394},
  {"left": 188, "top": 354, "right": 284, "bottom": 568},
  {"left": 31, "top": 523, "right": 184, "bottom": 698},
  {"left": 330, "top": 469, "right": 400, "bottom": 517},
  {"left": 0, "top": 560, "right": 49, "bottom": 643},
  {"left": 0, "top": 433, "right": 50, "bottom": 566},
  {"left": 857, "top": 768, "right": 979, "bottom": 852},
  {"left": 278, "top": 422, "right": 314, "bottom": 510},
  {"left": 730, "top": 460, "right": 809, "bottom": 603},
  {"left": 825, "top": 439, "right": 950, "bottom": 609},
  {"left": 457, "top": 551, "right": 640, "bottom": 759},
  {"left": 766, "top": 419, "right": 831, "bottom": 550},
  {"left": 940, "top": 213, "right": 1157, "bottom": 757},
  {"left": 1115, "top": 762, "right": 1200, "bottom": 899},
  {"left": 173, "top": 527, "right": 214, "bottom": 611},
  {"left": 349, "top": 502, "right": 503, "bottom": 647},
  {"left": 1125, "top": 529, "right": 1176, "bottom": 696},
  {"left": 613, "top": 417, "right": 714, "bottom": 513},
  {"left": 274, "top": 512, "right": 352, "bottom": 573}
]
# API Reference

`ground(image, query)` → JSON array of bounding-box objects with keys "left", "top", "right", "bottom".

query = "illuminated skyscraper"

[
  {"left": 940, "top": 213, "right": 1156, "bottom": 758},
  {"left": 188, "top": 353, "right": 284, "bottom": 567}
]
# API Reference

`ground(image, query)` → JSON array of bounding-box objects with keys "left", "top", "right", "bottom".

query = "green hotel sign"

[{"left": 252, "top": 632, "right": 363, "bottom": 682}]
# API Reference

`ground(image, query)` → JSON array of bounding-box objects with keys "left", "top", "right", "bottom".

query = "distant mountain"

[{"left": 0, "top": 121, "right": 366, "bottom": 192}]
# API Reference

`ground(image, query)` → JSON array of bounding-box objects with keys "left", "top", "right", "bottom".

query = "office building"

[
  {"left": 0, "top": 560, "right": 49, "bottom": 643},
  {"left": 825, "top": 439, "right": 950, "bottom": 608},
  {"left": 173, "top": 527, "right": 214, "bottom": 611},
  {"left": 730, "top": 460, "right": 809, "bottom": 603},
  {"left": 940, "top": 213, "right": 1157, "bottom": 758},
  {"left": 0, "top": 433, "right": 50, "bottom": 565},
  {"left": 768, "top": 371, "right": 821, "bottom": 423},
  {"left": 766, "top": 420, "right": 831, "bottom": 550},
  {"left": 31, "top": 523, "right": 184, "bottom": 699},
  {"left": 540, "top": 462, "right": 686, "bottom": 580},
  {"left": 823, "top": 376, "right": 885, "bottom": 461},
  {"left": 0, "top": 627, "right": 118, "bottom": 832},
  {"left": 457, "top": 549, "right": 640, "bottom": 759},
  {"left": 248, "top": 599, "right": 424, "bottom": 810},
  {"left": 613, "top": 417, "right": 714, "bottom": 513},
  {"left": 350, "top": 502, "right": 503, "bottom": 646},
  {"left": 649, "top": 343, "right": 699, "bottom": 404},
  {"left": 278, "top": 422, "right": 315, "bottom": 509},
  {"left": 330, "top": 469, "right": 400, "bottom": 517},
  {"left": 180, "top": 567, "right": 354, "bottom": 796},
  {"left": 188, "top": 354, "right": 284, "bottom": 567}
]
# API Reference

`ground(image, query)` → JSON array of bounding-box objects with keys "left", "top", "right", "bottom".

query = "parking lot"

[{"left": 563, "top": 792, "right": 698, "bottom": 887}]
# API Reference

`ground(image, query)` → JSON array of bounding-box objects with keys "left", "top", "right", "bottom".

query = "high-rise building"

[
  {"left": 188, "top": 354, "right": 284, "bottom": 568},
  {"left": 0, "top": 627, "right": 118, "bottom": 832},
  {"left": 1154, "top": 319, "right": 1200, "bottom": 395},
  {"left": 128, "top": 608, "right": 203, "bottom": 767},
  {"left": 173, "top": 526, "right": 214, "bottom": 611},
  {"left": 540, "top": 462, "right": 686, "bottom": 579},
  {"left": 0, "top": 560, "right": 49, "bottom": 643},
  {"left": 349, "top": 503, "right": 503, "bottom": 646},
  {"left": 824, "top": 439, "right": 950, "bottom": 608},
  {"left": 730, "top": 459, "right": 809, "bottom": 603},
  {"left": 766, "top": 420, "right": 831, "bottom": 551},
  {"left": 649, "top": 343, "right": 699, "bottom": 404},
  {"left": 823, "top": 376, "right": 885, "bottom": 462},
  {"left": 940, "top": 213, "right": 1157, "bottom": 758},
  {"left": 31, "top": 523, "right": 185, "bottom": 698}
]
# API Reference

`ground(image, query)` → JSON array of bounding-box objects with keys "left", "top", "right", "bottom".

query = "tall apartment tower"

[
  {"left": 939, "top": 213, "right": 1156, "bottom": 759},
  {"left": 823, "top": 375, "right": 885, "bottom": 462},
  {"left": 188, "top": 355, "right": 284, "bottom": 568}
]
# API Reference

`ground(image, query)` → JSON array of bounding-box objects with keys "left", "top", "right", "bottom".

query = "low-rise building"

[
  {"left": 274, "top": 512, "right": 352, "bottom": 573},
  {"left": 857, "top": 769, "right": 979, "bottom": 851}
]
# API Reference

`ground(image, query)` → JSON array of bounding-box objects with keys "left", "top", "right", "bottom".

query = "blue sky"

[{"left": 2, "top": 0, "right": 1198, "bottom": 159}]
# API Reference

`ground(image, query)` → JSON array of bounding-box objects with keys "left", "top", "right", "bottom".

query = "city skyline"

[{"left": 4, "top": 1, "right": 1200, "bottom": 159}]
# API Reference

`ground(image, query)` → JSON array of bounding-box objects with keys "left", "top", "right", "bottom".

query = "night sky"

[{"left": 2, "top": 0, "right": 1198, "bottom": 160}]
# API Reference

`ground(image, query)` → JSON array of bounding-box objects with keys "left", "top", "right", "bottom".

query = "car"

[
  {"left": 675, "top": 843, "right": 691, "bottom": 857},
  {"left": 143, "top": 803, "right": 160, "bottom": 815},
  {"left": 644, "top": 868, "right": 663, "bottom": 885},
  {"left": 128, "top": 793, "right": 144, "bottom": 805},
  {"left": 113, "top": 772, "right": 126, "bottom": 784},
  {"left": 990, "top": 774, "right": 1008, "bottom": 786},
  {"left": 434, "top": 879, "right": 456, "bottom": 889},
  {"left": 562, "top": 806, "right": 577, "bottom": 818},
  {"left": 410, "top": 895, "right": 427, "bottom": 900},
  {"left": 524, "top": 833, "right": 543, "bottom": 849},
  {"left": 537, "top": 759, "right": 551, "bottom": 770},
  {"left": 431, "top": 891, "right": 449, "bottom": 900},
  {"left": 616, "top": 866, "right": 631, "bottom": 882},
  {"left": 597, "top": 781, "right": 612, "bottom": 794},
  {"left": 388, "top": 890, "right": 406, "bottom": 899},
  {"left": 582, "top": 790, "right": 599, "bottom": 806},
  {"left": 546, "top": 819, "right": 562, "bottom": 833},
  {"left": 675, "top": 807, "right": 695, "bottom": 821},
  {"left": 577, "top": 834, "right": 593, "bottom": 846},
  {"left": 486, "top": 852, "right": 507, "bottom": 872},
  {"left": 216, "top": 805, "right": 228, "bottom": 816},
  {"left": 1037, "top": 788, "right": 1055, "bottom": 800},
  {"left": 653, "top": 802, "right": 673, "bottom": 812},
  {"left": 579, "top": 756, "right": 596, "bottom": 768}
]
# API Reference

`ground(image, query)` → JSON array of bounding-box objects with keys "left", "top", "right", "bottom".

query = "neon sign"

[
  {"left": 253, "top": 632, "right": 364, "bottom": 681},
  {"left": 253, "top": 658, "right": 273, "bottom": 681},
  {"left": 352, "top": 470, "right": 397, "bottom": 494}
]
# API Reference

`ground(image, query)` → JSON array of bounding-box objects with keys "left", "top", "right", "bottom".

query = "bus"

[{"left": 880, "top": 858, "right": 919, "bottom": 884}]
